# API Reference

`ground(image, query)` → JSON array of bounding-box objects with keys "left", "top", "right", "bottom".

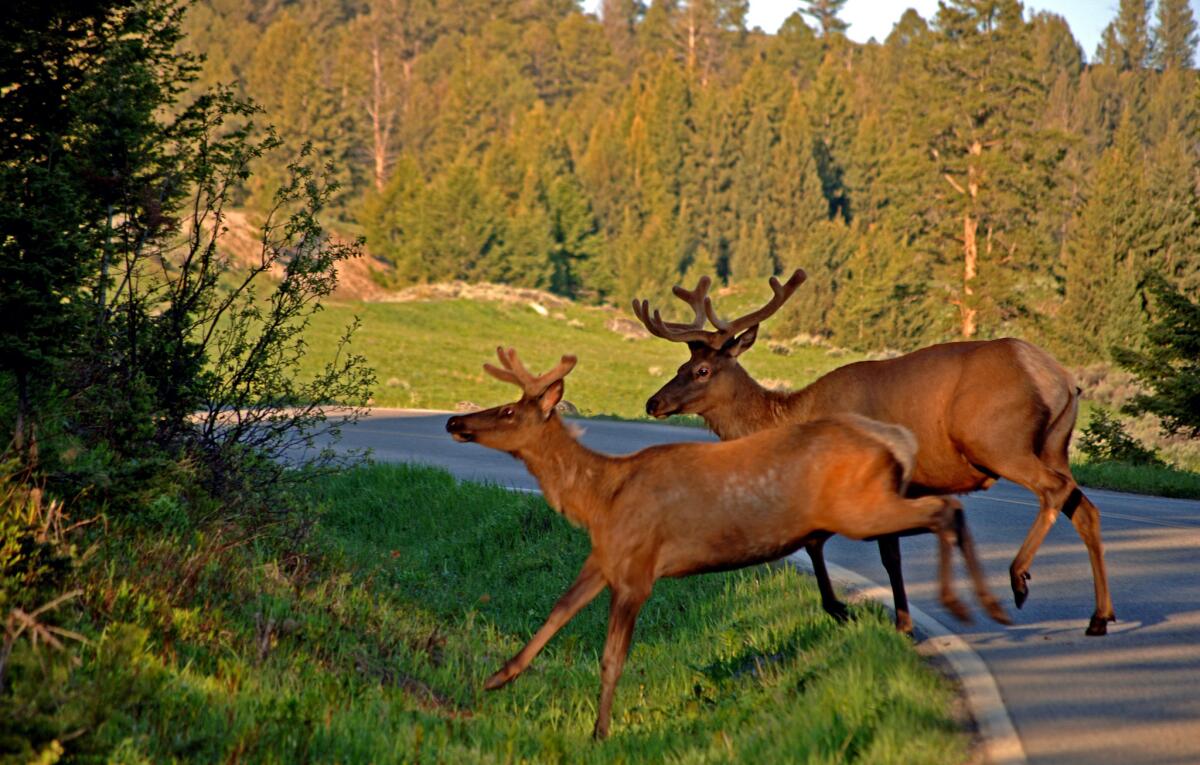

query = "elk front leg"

[
  {"left": 485, "top": 557, "right": 605, "bottom": 691},
  {"left": 805, "top": 536, "right": 850, "bottom": 623},
  {"left": 592, "top": 586, "right": 648, "bottom": 740}
]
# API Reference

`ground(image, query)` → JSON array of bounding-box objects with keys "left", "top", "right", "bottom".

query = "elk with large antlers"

[
  {"left": 446, "top": 347, "right": 1008, "bottom": 738},
  {"left": 634, "top": 269, "right": 1115, "bottom": 636}
]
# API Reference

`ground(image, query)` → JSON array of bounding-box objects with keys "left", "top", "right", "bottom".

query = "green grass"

[
  {"left": 1070, "top": 460, "right": 1200, "bottom": 499},
  {"left": 303, "top": 297, "right": 856, "bottom": 416},
  {"left": 18, "top": 464, "right": 970, "bottom": 763}
]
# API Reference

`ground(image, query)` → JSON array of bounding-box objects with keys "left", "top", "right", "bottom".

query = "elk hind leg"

[
  {"left": 877, "top": 535, "right": 913, "bottom": 634},
  {"left": 805, "top": 536, "right": 851, "bottom": 623},
  {"left": 593, "top": 585, "right": 648, "bottom": 740},
  {"left": 1062, "top": 487, "right": 1115, "bottom": 635}
]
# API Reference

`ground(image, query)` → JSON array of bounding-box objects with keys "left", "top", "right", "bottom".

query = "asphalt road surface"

[{"left": 334, "top": 409, "right": 1200, "bottom": 765}]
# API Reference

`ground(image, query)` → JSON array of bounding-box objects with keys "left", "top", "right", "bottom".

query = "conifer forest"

[{"left": 182, "top": 0, "right": 1200, "bottom": 359}]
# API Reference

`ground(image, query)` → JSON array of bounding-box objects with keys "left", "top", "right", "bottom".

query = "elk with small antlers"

[
  {"left": 633, "top": 269, "right": 1115, "bottom": 636},
  {"left": 446, "top": 347, "right": 1008, "bottom": 738}
]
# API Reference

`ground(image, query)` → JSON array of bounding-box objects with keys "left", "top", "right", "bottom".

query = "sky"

[{"left": 580, "top": 1, "right": 1200, "bottom": 62}]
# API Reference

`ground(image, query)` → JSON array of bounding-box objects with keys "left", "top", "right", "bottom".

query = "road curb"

[{"left": 786, "top": 553, "right": 1027, "bottom": 765}]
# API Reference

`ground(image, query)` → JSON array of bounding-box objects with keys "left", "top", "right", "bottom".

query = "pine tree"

[
  {"left": 807, "top": 53, "right": 854, "bottom": 221},
  {"left": 800, "top": 0, "right": 848, "bottom": 38},
  {"left": 883, "top": 0, "right": 1064, "bottom": 339},
  {"left": 729, "top": 214, "right": 775, "bottom": 281},
  {"left": 246, "top": 12, "right": 350, "bottom": 206},
  {"left": 1152, "top": 0, "right": 1198, "bottom": 70},
  {"left": 828, "top": 225, "right": 935, "bottom": 350},
  {"left": 601, "top": 0, "right": 643, "bottom": 60},
  {"left": 1114, "top": 279, "right": 1200, "bottom": 438},
  {"left": 335, "top": 0, "right": 436, "bottom": 191},
  {"left": 681, "top": 86, "right": 737, "bottom": 277},
  {"left": 614, "top": 204, "right": 682, "bottom": 300},
  {"left": 1098, "top": 0, "right": 1152, "bottom": 70},
  {"left": 769, "top": 91, "right": 828, "bottom": 255},
  {"left": 0, "top": 0, "right": 142, "bottom": 453},
  {"left": 1145, "top": 123, "right": 1200, "bottom": 295},
  {"left": 1060, "top": 117, "right": 1155, "bottom": 360}
]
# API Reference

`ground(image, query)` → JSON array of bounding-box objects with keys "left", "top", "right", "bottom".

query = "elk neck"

[
  {"left": 700, "top": 366, "right": 823, "bottom": 441},
  {"left": 509, "top": 415, "right": 618, "bottom": 530}
]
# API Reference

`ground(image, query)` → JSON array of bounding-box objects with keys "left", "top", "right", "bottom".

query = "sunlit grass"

[
  {"left": 302, "top": 297, "right": 857, "bottom": 416},
  {"left": 39, "top": 463, "right": 969, "bottom": 763},
  {"left": 1070, "top": 460, "right": 1200, "bottom": 499}
]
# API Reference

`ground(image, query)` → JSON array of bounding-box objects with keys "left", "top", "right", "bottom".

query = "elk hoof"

[
  {"left": 825, "top": 600, "right": 852, "bottom": 624},
  {"left": 895, "top": 611, "right": 914, "bottom": 635},
  {"left": 942, "top": 597, "right": 972, "bottom": 624},
  {"left": 1011, "top": 570, "right": 1031, "bottom": 609},
  {"left": 1085, "top": 613, "right": 1115, "bottom": 637},
  {"left": 592, "top": 721, "right": 609, "bottom": 740},
  {"left": 984, "top": 597, "right": 1013, "bottom": 626},
  {"left": 484, "top": 665, "right": 515, "bottom": 690}
]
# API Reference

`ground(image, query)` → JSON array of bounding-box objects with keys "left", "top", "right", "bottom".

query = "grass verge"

[
  {"left": 9, "top": 463, "right": 970, "bottom": 763},
  {"left": 1071, "top": 460, "right": 1200, "bottom": 499}
]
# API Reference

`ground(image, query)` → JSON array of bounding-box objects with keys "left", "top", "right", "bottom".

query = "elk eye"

[
  {"left": 501, "top": 407, "right": 514, "bottom": 418},
  {"left": 696, "top": 367, "right": 710, "bottom": 379}
]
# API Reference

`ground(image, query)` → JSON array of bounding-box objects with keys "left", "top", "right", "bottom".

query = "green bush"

[{"left": 1078, "top": 409, "right": 1163, "bottom": 466}]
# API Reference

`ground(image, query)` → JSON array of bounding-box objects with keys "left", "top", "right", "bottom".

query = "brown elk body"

[
  {"left": 635, "top": 270, "right": 1115, "bottom": 636},
  {"left": 446, "top": 347, "right": 1008, "bottom": 738}
]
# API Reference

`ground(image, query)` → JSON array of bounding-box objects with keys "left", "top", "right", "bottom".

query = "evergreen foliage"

[
  {"left": 800, "top": 0, "right": 849, "bottom": 38},
  {"left": 1115, "top": 279, "right": 1200, "bottom": 438},
  {"left": 129, "top": 0, "right": 1200, "bottom": 356},
  {"left": 1152, "top": 0, "right": 1198, "bottom": 70}
]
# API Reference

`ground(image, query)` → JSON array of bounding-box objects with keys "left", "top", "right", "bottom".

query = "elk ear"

[
  {"left": 538, "top": 379, "right": 565, "bottom": 418},
  {"left": 724, "top": 325, "right": 758, "bottom": 357}
]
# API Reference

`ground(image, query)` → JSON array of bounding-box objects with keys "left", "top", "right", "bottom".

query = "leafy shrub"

[{"left": 1078, "top": 409, "right": 1163, "bottom": 466}]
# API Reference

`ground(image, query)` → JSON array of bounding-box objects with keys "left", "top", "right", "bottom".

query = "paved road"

[{"left": 337, "top": 409, "right": 1200, "bottom": 765}]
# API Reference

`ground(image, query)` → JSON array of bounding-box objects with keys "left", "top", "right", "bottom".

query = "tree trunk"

[
  {"left": 370, "top": 40, "right": 389, "bottom": 192},
  {"left": 960, "top": 139, "right": 982, "bottom": 339},
  {"left": 13, "top": 368, "right": 37, "bottom": 466},
  {"left": 961, "top": 212, "right": 978, "bottom": 338}
]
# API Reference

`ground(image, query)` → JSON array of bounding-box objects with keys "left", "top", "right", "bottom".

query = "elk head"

[
  {"left": 633, "top": 269, "right": 807, "bottom": 418},
  {"left": 445, "top": 347, "right": 577, "bottom": 451}
]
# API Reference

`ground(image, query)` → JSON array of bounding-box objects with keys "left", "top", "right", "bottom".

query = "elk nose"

[
  {"left": 445, "top": 416, "right": 464, "bottom": 433},
  {"left": 645, "top": 397, "right": 660, "bottom": 416}
]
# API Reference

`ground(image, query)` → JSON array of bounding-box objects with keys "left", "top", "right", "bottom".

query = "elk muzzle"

[
  {"left": 645, "top": 377, "right": 692, "bottom": 418},
  {"left": 445, "top": 415, "right": 475, "bottom": 442}
]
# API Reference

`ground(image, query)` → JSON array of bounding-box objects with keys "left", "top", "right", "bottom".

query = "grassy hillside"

[{"left": 303, "top": 290, "right": 861, "bottom": 416}]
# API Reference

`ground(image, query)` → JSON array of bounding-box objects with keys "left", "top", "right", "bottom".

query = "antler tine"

[
  {"left": 704, "top": 268, "right": 808, "bottom": 336},
  {"left": 534, "top": 354, "right": 577, "bottom": 393},
  {"left": 483, "top": 347, "right": 577, "bottom": 397},
  {"left": 631, "top": 279, "right": 724, "bottom": 347},
  {"left": 631, "top": 297, "right": 722, "bottom": 346},
  {"left": 483, "top": 346, "right": 526, "bottom": 388},
  {"left": 665, "top": 275, "right": 712, "bottom": 330}
]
